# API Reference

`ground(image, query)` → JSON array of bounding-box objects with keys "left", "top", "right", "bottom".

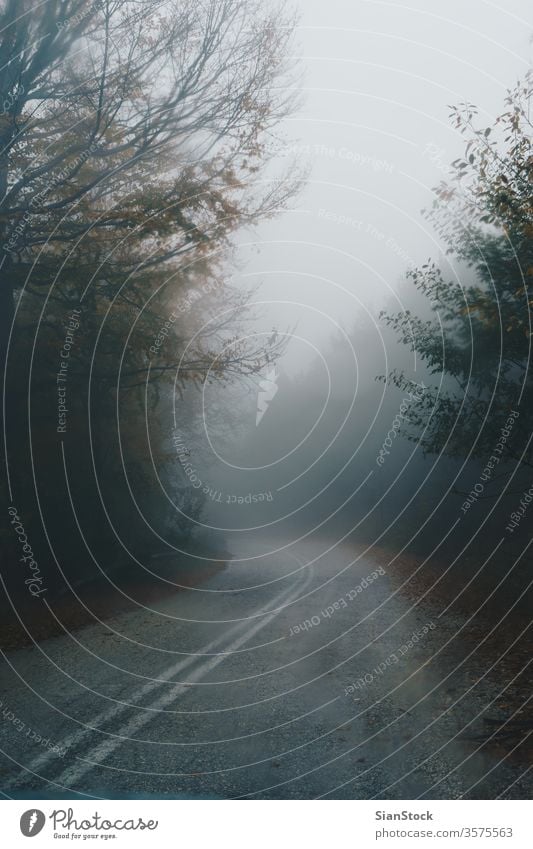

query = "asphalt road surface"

[{"left": 0, "top": 535, "right": 530, "bottom": 799}]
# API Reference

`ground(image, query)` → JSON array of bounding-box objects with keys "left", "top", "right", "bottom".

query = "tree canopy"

[
  {"left": 382, "top": 73, "right": 533, "bottom": 478},
  {"left": 0, "top": 0, "right": 300, "bottom": 602}
]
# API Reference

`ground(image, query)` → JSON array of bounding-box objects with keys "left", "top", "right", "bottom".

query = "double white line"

[{"left": 6, "top": 551, "right": 312, "bottom": 793}]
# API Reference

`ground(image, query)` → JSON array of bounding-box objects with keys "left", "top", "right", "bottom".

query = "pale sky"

[{"left": 232, "top": 0, "right": 533, "bottom": 373}]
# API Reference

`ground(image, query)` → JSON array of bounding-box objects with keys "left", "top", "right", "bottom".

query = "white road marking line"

[
  {"left": 53, "top": 562, "right": 313, "bottom": 788},
  {"left": 6, "top": 550, "right": 310, "bottom": 789}
]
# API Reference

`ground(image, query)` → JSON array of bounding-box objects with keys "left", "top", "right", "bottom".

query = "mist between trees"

[
  {"left": 0, "top": 0, "right": 301, "bottom": 622},
  {"left": 1, "top": 0, "right": 533, "bottom": 639},
  {"left": 207, "top": 71, "right": 533, "bottom": 613}
]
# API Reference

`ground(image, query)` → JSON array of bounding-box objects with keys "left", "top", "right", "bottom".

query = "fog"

[
  {"left": 178, "top": 0, "right": 533, "bottom": 560},
  {"left": 3, "top": 0, "right": 533, "bottom": 804},
  {"left": 233, "top": 0, "right": 533, "bottom": 357}
]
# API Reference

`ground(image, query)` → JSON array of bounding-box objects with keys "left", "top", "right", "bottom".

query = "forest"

[
  {"left": 1, "top": 0, "right": 532, "bottom": 807},
  {"left": 0, "top": 0, "right": 298, "bottom": 635}
]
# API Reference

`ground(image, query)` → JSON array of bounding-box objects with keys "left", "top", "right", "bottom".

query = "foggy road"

[{"left": 0, "top": 537, "right": 528, "bottom": 800}]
